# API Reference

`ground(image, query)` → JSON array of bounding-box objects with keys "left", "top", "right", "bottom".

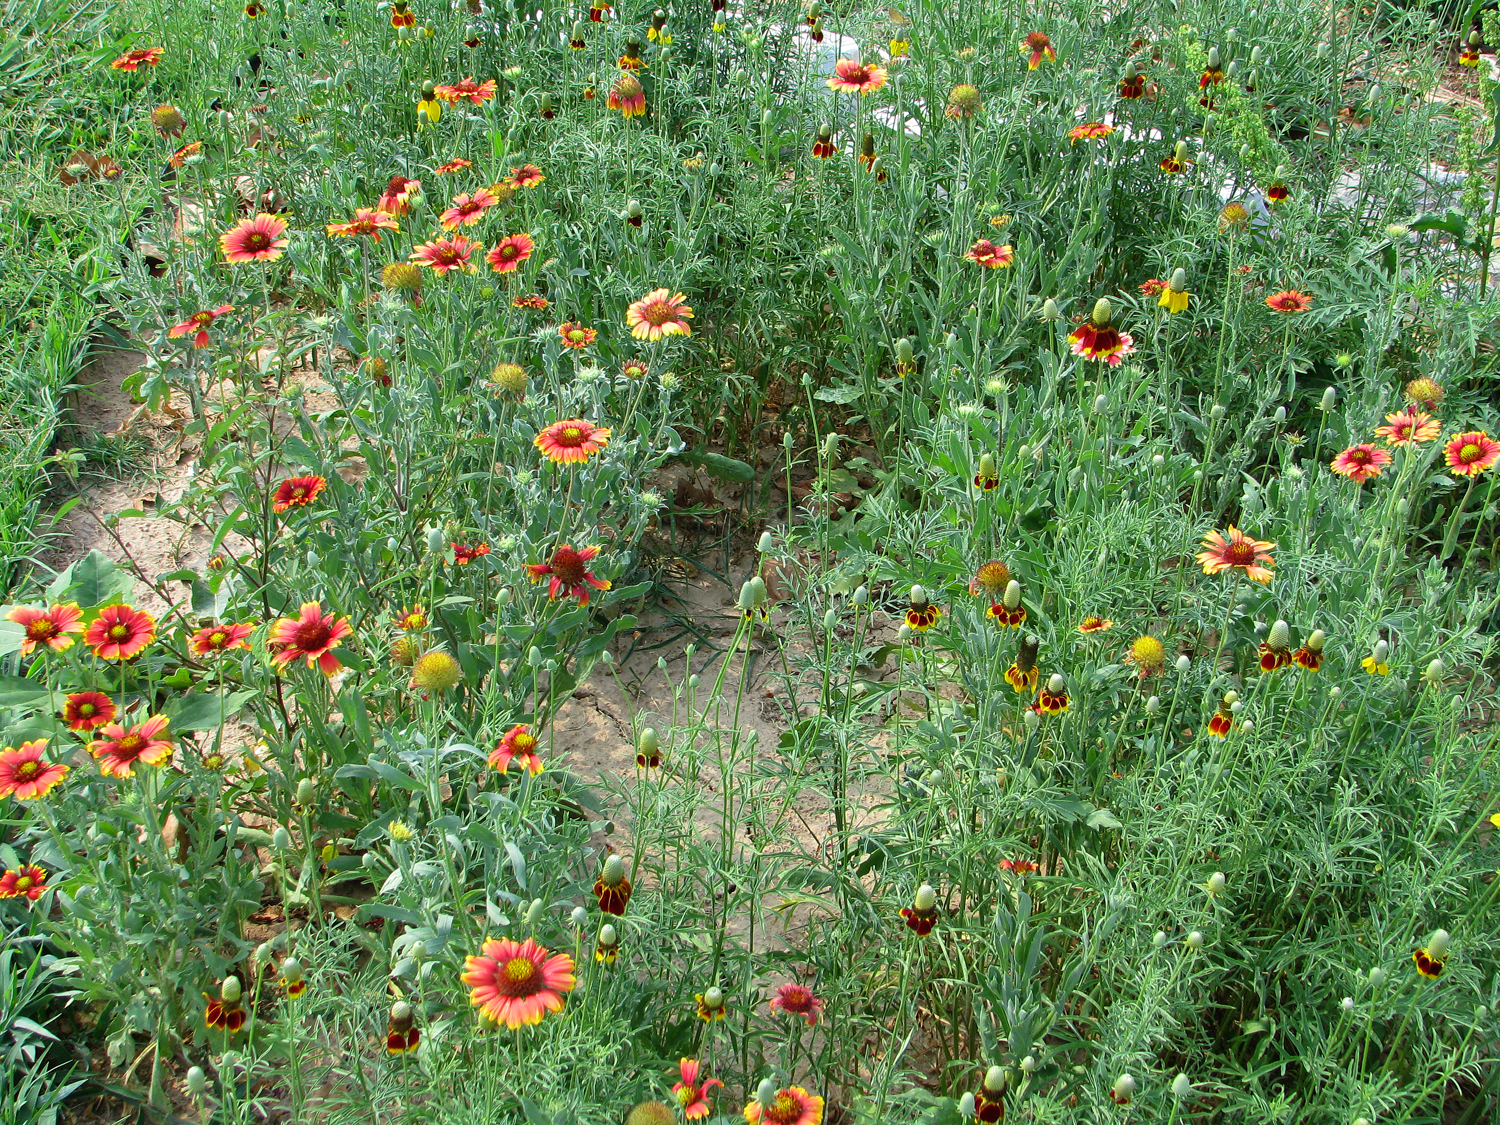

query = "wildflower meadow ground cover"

[{"left": 3, "top": 0, "right": 1500, "bottom": 1122}]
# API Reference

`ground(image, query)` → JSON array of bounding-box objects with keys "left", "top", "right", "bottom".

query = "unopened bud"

[
  {"left": 755, "top": 1078, "right": 776, "bottom": 1106},
  {"left": 758, "top": 531, "right": 773, "bottom": 553},
  {"left": 296, "top": 777, "right": 315, "bottom": 806},
  {"left": 426, "top": 526, "right": 445, "bottom": 552},
  {"left": 1146, "top": 695, "right": 1160, "bottom": 714},
  {"left": 1320, "top": 386, "right": 1337, "bottom": 411},
  {"left": 272, "top": 826, "right": 291, "bottom": 850},
  {"left": 1171, "top": 1073, "right": 1194, "bottom": 1098},
  {"left": 526, "top": 898, "right": 544, "bottom": 924},
  {"left": 1274, "top": 406, "right": 1286, "bottom": 423},
  {"left": 186, "top": 1067, "right": 208, "bottom": 1095},
  {"left": 957, "top": 1093, "right": 976, "bottom": 1116},
  {"left": 570, "top": 906, "right": 588, "bottom": 927},
  {"left": 1185, "top": 930, "right": 1204, "bottom": 949},
  {"left": 852, "top": 585, "right": 869, "bottom": 606},
  {"left": 1094, "top": 393, "right": 1109, "bottom": 414},
  {"left": 1207, "top": 871, "right": 1226, "bottom": 896},
  {"left": 1210, "top": 403, "right": 1226, "bottom": 421},
  {"left": 1041, "top": 297, "right": 1061, "bottom": 321}
]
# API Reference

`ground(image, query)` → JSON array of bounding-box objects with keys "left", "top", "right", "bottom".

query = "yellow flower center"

[
  {"left": 503, "top": 957, "right": 536, "bottom": 984},
  {"left": 109, "top": 624, "right": 130, "bottom": 640},
  {"left": 1461, "top": 443, "right": 1480, "bottom": 462},
  {"left": 77, "top": 702, "right": 96, "bottom": 716},
  {"left": 14, "top": 876, "right": 32, "bottom": 892},
  {"left": 210, "top": 631, "right": 227, "bottom": 646},
  {"left": 13, "top": 762, "right": 40, "bottom": 781},
  {"left": 514, "top": 733, "right": 537, "bottom": 753}
]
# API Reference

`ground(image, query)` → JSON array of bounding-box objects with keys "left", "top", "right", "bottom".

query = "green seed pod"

[
  {"left": 220, "top": 976, "right": 242, "bottom": 1004},
  {"left": 1170, "top": 267, "right": 1188, "bottom": 291},
  {"left": 913, "top": 883, "right": 936, "bottom": 911},
  {"left": 1090, "top": 297, "right": 1112, "bottom": 326}
]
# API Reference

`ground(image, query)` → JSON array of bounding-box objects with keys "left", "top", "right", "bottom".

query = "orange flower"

[
  {"left": 89, "top": 715, "right": 173, "bottom": 778},
  {"left": 273, "top": 475, "right": 327, "bottom": 513},
  {"left": 110, "top": 47, "right": 164, "bottom": 71},
  {"left": 557, "top": 322, "right": 598, "bottom": 350},
  {"left": 5, "top": 603, "right": 83, "bottom": 655},
  {"left": 489, "top": 724, "right": 543, "bottom": 774},
  {"left": 0, "top": 740, "right": 69, "bottom": 800},
  {"left": 168, "top": 305, "right": 234, "bottom": 348},
  {"left": 1197, "top": 526, "right": 1276, "bottom": 583},
  {"left": 394, "top": 606, "right": 428, "bottom": 631},
  {"left": 0, "top": 865, "right": 48, "bottom": 901},
  {"left": 1078, "top": 616, "right": 1114, "bottom": 633},
  {"left": 1445, "top": 430, "right": 1500, "bottom": 477},
  {"left": 826, "top": 58, "right": 887, "bottom": 95},
  {"left": 965, "top": 239, "right": 1013, "bottom": 268},
  {"left": 608, "top": 73, "right": 645, "bottom": 117},
  {"left": 511, "top": 163, "right": 545, "bottom": 188},
  {"left": 433, "top": 77, "right": 497, "bottom": 105},
  {"left": 462, "top": 938, "right": 576, "bottom": 1028},
  {"left": 768, "top": 983, "right": 822, "bottom": 1027},
  {"left": 61, "top": 691, "right": 116, "bottom": 731},
  {"left": 410, "top": 234, "right": 481, "bottom": 273},
  {"left": 326, "top": 209, "right": 400, "bottom": 240},
  {"left": 526, "top": 544, "right": 611, "bottom": 604},
  {"left": 673, "top": 1059, "right": 723, "bottom": 1120},
  {"left": 377, "top": 175, "right": 422, "bottom": 216},
  {"left": 1330, "top": 443, "right": 1392, "bottom": 484},
  {"left": 85, "top": 604, "right": 157, "bottom": 661},
  {"left": 170, "top": 140, "right": 202, "bottom": 167},
  {"left": 432, "top": 158, "right": 472, "bottom": 175},
  {"left": 486, "top": 232, "right": 534, "bottom": 273},
  {"left": 626, "top": 289, "right": 693, "bottom": 340},
  {"left": 743, "top": 1087, "right": 824, "bottom": 1125},
  {"left": 1374, "top": 410, "right": 1441, "bottom": 447},
  {"left": 267, "top": 602, "right": 353, "bottom": 675},
  {"left": 513, "top": 293, "right": 549, "bottom": 310},
  {"left": 1068, "top": 122, "right": 1115, "bottom": 143},
  {"left": 1265, "top": 290, "right": 1312, "bottom": 313},
  {"left": 1021, "top": 31, "right": 1055, "bottom": 69},
  {"left": 452, "top": 542, "right": 491, "bottom": 565},
  {"left": 191, "top": 622, "right": 254, "bottom": 656},
  {"left": 440, "top": 188, "right": 500, "bottom": 230},
  {"left": 220, "top": 213, "right": 289, "bottom": 263}
]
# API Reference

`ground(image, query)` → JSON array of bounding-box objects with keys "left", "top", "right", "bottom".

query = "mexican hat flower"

[
  {"left": 1021, "top": 31, "right": 1055, "bottom": 69},
  {"left": 1293, "top": 629, "right": 1325, "bottom": 671},
  {"left": 191, "top": 622, "right": 254, "bottom": 656},
  {"left": 440, "top": 188, "right": 499, "bottom": 230},
  {"left": 490, "top": 724, "right": 544, "bottom": 774},
  {"left": 1265, "top": 290, "right": 1312, "bottom": 313},
  {"left": 433, "top": 76, "right": 497, "bottom": 105},
  {"left": 1068, "top": 122, "right": 1114, "bottom": 143},
  {"left": 463, "top": 937, "right": 576, "bottom": 1029},
  {"left": 1413, "top": 929, "right": 1450, "bottom": 978},
  {"left": 1078, "top": 615, "right": 1114, "bottom": 634},
  {"left": 626, "top": 289, "right": 694, "bottom": 340},
  {"left": 386, "top": 1001, "right": 419, "bottom": 1052},
  {"left": 0, "top": 865, "right": 48, "bottom": 901},
  {"left": 696, "top": 987, "right": 727, "bottom": 1021},
  {"left": 486, "top": 233, "right": 534, "bottom": 273},
  {"left": 272, "top": 474, "right": 326, "bottom": 513},
  {"left": 904, "top": 586, "right": 940, "bottom": 631},
  {"left": 5, "top": 603, "right": 83, "bottom": 654},
  {"left": 558, "top": 322, "right": 597, "bottom": 350},
  {"left": 377, "top": 175, "right": 422, "bottom": 216},
  {"left": 965, "top": 240, "right": 1013, "bottom": 268},
  {"left": 85, "top": 604, "right": 156, "bottom": 661},
  {"left": 219, "top": 214, "right": 289, "bottom": 263},
  {"left": 811, "top": 124, "right": 836, "bottom": 157},
  {"left": 511, "top": 164, "right": 545, "bottom": 189},
  {"left": 900, "top": 882, "right": 939, "bottom": 935},
  {"left": 1374, "top": 410, "right": 1441, "bottom": 446},
  {"left": 608, "top": 73, "right": 646, "bottom": 117},
  {"left": 594, "top": 854, "right": 632, "bottom": 915},
  {"left": 527, "top": 545, "right": 611, "bottom": 605},
  {"left": 827, "top": 58, "right": 887, "bottom": 95},
  {"left": 743, "top": 1087, "right": 824, "bottom": 1125},
  {"left": 988, "top": 579, "right": 1026, "bottom": 627},
  {"left": 1159, "top": 268, "right": 1191, "bottom": 314},
  {"left": 1197, "top": 526, "right": 1276, "bottom": 582},
  {"left": 1005, "top": 634, "right": 1040, "bottom": 693},
  {"left": 1033, "top": 674, "right": 1069, "bottom": 715},
  {"left": 1362, "top": 639, "right": 1391, "bottom": 676},
  {"left": 267, "top": 602, "right": 353, "bottom": 675},
  {"left": 1258, "top": 619, "right": 1292, "bottom": 672},
  {"left": 1119, "top": 61, "right": 1145, "bottom": 98},
  {"left": 390, "top": 1, "right": 415, "bottom": 28},
  {"left": 1207, "top": 696, "right": 1235, "bottom": 737},
  {"left": 1067, "top": 298, "right": 1134, "bottom": 366},
  {"left": 1445, "top": 431, "right": 1500, "bottom": 477},
  {"left": 111, "top": 47, "right": 164, "bottom": 71},
  {"left": 89, "top": 715, "right": 173, "bottom": 778},
  {"left": 432, "top": 158, "right": 472, "bottom": 175},
  {"left": 673, "top": 1059, "right": 723, "bottom": 1120},
  {"left": 1330, "top": 443, "right": 1392, "bottom": 484},
  {"left": 1160, "top": 140, "right": 1191, "bottom": 174},
  {"left": 769, "top": 982, "right": 823, "bottom": 1026},
  {"left": 325, "top": 209, "right": 400, "bottom": 240},
  {"left": 618, "top": 38, "right": 646, "bottom": 70},
  {"left": 0, "top": 741, "right": 69, "bottom": 800},
  {"left": 62, "top": 691, "right": 116, "bottom": 731},
  {"left": 410, "top": 234, "right": 481, "bottom": 274},
  {"left": 535, "top": 419, "right": 610, "bottom": 465},
  {"left": 168, "top": 305, "right": 235, "bottom": 348}
]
